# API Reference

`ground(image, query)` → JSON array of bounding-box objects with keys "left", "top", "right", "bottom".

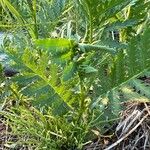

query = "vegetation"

[{"left": 0, "top": 0, "right": 150, "bottom": 149}]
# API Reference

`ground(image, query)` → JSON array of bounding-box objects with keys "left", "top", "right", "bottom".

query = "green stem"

[
  {"left": 32, "top": 0, "right": 38, "bottom": 39},
  {"left": 77, "top": 80, "right": 86, "bottom": 123},
  {"left": 89, "top": 18, "right": 93, "bottom": 43},
  {"left": 27, "top": 0, "right": 38, "bottom": 39},
  {"left": 8, "top": 85, "right": 20, "bottom": 100}
]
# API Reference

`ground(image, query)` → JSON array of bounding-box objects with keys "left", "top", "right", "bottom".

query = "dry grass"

[
  {"left": 84, "top": 102, "right": 150, "bottom": 150},
  {"left": 0, "top": 117, "right": 14, "bottom": 150}
]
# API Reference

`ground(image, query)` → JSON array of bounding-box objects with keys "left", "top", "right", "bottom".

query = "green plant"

[
  {"left": 0, "top": 0, "right": 70, "bottom": 38},
  {"left": 1, "top": 104, "right": 90, "bottom": 149},
  {"left": 0, "top": 0, "right": 150, "bottom": 149}
]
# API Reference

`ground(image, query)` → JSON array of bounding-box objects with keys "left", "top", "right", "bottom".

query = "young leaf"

[{"left": 62, "top": 62, "right": 77, "bottom": 82}]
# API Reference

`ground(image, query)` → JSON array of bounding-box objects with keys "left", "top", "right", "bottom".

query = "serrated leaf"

[
  {"left": 84, "top": 66, "right": 98, "bottom": 74},
  {"left": 35, "top": 38, "right": 76, "bottom": 55},
  {"left": 62, "top": 62, "right": 77, "bottom": 82}
]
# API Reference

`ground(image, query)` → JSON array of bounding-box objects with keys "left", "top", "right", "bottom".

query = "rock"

[{"left": 4, "top": 67, "right": 19, "bottom": 77}]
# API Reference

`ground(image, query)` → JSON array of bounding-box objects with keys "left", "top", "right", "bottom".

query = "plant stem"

[
  {"left": 32, "top": 0, "right": 38, "bottom": 39},
  {"left": 27, "top": 0, "right": 38, "bottom": 39},
  {"left": 77, "top": 80, "right": 86, "bottom": 123},
  {"left": 89, "top": 17, "right": 93, "bottom": 43}
]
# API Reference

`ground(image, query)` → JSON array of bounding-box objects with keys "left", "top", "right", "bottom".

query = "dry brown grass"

[{"left": 84, "top": 102, "right": 150, "bottom": 150}]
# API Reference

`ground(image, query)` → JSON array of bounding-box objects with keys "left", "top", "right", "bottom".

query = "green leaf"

[
  {"left": 84, "top": 66, "right": 98, "bottom": 74},
  {"left": 79, "top": 43, "right": 117, "bottom": 54},
  {"left": 35, "top": 38, "right": 76, "bottom": 54},
  {"left": 62, "top": 62, "right": 77, "bottom": 82},
  {"left": 129, "top": 79, "right": 150, "bottom": 99}
]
